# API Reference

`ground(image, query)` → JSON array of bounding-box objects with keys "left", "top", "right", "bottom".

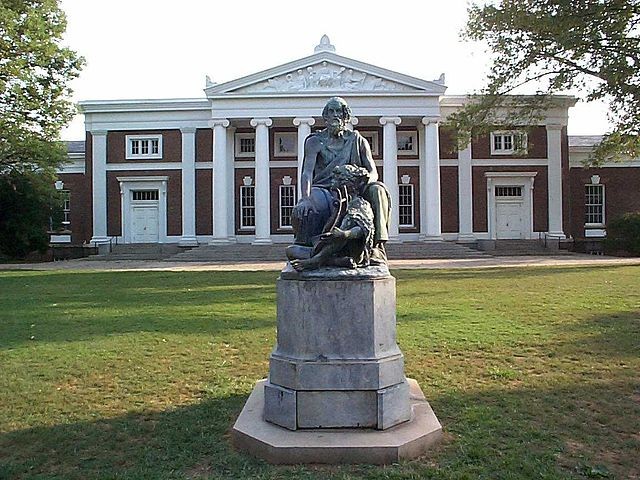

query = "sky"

[{"left": 59, "top": 0, "right": 611, "bottom": 140}]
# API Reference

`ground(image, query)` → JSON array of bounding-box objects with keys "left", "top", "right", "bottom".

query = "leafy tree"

[
  {"left": 0, "top": 169, "right": 62, "bottom": 258},
  {"left": 448, "top": 0, "right": 640, "bottom": 164},
  {"left": 0, "top": 0, "right": 83, "bottom": 257}
]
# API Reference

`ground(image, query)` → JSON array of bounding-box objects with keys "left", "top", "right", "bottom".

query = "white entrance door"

[
  {"left": 131, "top": 205, "right": 159, "bottom": 243},
  {"left": 496, "top": 201, "right": 525, "bottom": 239}
]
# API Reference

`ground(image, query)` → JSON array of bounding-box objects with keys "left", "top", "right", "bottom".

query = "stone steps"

[
  {"left": 169, "top": 241, "right": 488, "bottom": 263},
  {"left": 489, "top": 240, "right": 573, "bottom": 256}
]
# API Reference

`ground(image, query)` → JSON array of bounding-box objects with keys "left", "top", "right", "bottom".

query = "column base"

[
  {"left": 457, "top": 233, "right": 476, "bottom": 243},
  {"left": 90, "top": 236, "right": 111, "bottom": 244},
  {"left": 546, "top": 232, "right": 566, "bottom": 240},
  {"left": 178, "top": 236, "right": 198, "bottom": 247},
  {"left": 387, "top": 234, "right": 402, "bottom": 244},
  {"left": 419, "top": 234, "right": 442, "bottom": 242},
  {"left": 252, "top": 237, "right": 273, "bottom": 245},
  {"left": 209, "top": 238, "right": 232, "bottom": 246}
]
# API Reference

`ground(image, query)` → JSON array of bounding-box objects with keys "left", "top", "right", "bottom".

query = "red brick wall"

[
  {"left": 441, "top": 166, "right": 459, "bottom": 233},
  {"left": 195, "top": 169, "right": 212, "bottom": 235},
  {"left": 472, "top": 126, "right": 547, "bottom": 159},
  {"left": 58, "top": 172, "right": 92, "bottom": 244},
  {"left": 472, "top": 166, "right": 549, "bottom": 233},
  {"left": 569, "top": 166, "right": 640, "bottom": 239},
  {"left": 107, "top": 130, "right": 182, "bottom": 163},
  {"left": 196, "top": 129, "right": 212, "bottom": 162},
  {"left": 398, "top": 166, "right": 420, "bottom": 233},
  {"left": 106, "top": 170, "right": 182, "bottom": 237}
]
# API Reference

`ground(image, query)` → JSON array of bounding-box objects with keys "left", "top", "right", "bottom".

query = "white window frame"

[
  {"left": 490, "top": 130, "right": 528, "bottom": 155},
  {"left": 397, "top": 131, "right": 418, "bottom": 156},
  {"left": 585, "top": 183, "right": 605, "bottom": 227},
  {"left": 126, "top": 134, "right": 163, "bottom": 160},
  {"left": 360, "top": 131, "right": 380, "bottom": 157},
  {"left": 240, "top": 184, "right": 256, "bottom": 229},
  {"left": 235, "top": 133, "right": 256, "bottom": 158},
  {"left": 398, "top": 183, "right": 415, "bottom": 227},
  {"left": 61, "top": 190, "right": 71, "bottom": 227},
  {"left": 279, "top": 182, "right": 297, "bottom": 229}
]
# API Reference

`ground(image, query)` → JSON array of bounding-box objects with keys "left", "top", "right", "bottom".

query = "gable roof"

[{"left": 205, "top": 42, "right": 446, "bottom": 98}]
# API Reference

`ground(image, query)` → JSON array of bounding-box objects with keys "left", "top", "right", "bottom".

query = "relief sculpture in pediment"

[{"left": 238, "top": 62, "right": 414, "bottom": 93}]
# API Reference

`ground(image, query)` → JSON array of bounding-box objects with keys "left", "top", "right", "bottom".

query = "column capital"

[
  {"left": 180, "top": 126, "right": 197, "bottom": 134},
  {"left": 350, "top": 116, "right": 359, "bottom": 126},
  {"left": 545, "top": 123, "right": 563, "bottom": 131},
  {"left": 90, "top": 129, "right": 108, "bottom": 136},
  {"left": 250, "top": 118, "right": 273, "bottom": 128},
  {"left": 379, "top": 116, "right": 401, "bottom": 126},
  {"left": 421, "top": 115, "right": 441, "bottom": 126},
  {"left": 209, "top": 118, "right": 230, "bottom": 128},
  {"left": 293, "top": 117, "right": 316, "bottom": 127}
]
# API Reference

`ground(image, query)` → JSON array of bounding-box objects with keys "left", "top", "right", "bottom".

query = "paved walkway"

[{"left": 1, "top": 254, "right": 639, "bottom": 272}]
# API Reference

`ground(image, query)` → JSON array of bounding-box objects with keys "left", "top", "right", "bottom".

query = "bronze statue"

[
  {"left": 290, "top": 165, "right": 375, "bottom": 271},
  {"left": 287, "top": 97, "right": 391, "bottom": 269}
]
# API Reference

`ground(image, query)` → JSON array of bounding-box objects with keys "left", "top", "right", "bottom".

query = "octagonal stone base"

[{"left": 232, "top": 378, "right": 442, "bottom": 465}]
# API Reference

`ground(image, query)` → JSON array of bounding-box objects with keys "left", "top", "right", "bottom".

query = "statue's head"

[
  {"left": 330, "top": 164, "right": 369, "bottom": 193},
  {"left": 322, "top": 97, "right": 351, "bottom": 134}
]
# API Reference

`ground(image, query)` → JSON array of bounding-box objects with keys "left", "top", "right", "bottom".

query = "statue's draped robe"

[{"left": 293, "top": 130, "right": 390, "bottom": 246}]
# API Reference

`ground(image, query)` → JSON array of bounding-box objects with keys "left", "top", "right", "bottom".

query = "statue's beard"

[{"left": 328, "top": 122, "right": 345, "bottom": 136}]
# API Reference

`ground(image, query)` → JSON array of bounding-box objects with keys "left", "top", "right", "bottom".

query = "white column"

[
  {"left": 421, "top": 116, "right": 442, "bottom": 241},
  {"left": 90, "top": 130, "right": 109, "bottom": 244},
  {"left": 210, "top": 118, "right": 230, "bottom": 245},
  {"left": 379, "top": 116, "right": 401, "bottom": 242},
  {"left": 226, "top": 126, "right": 237, "bottom": 243},
  {"left": 293, "top": 117, "right": 315, "bottom": 198},
  {"left": 547, "top": 124, "right": 565, "bottom": 238},
  {"left": 251, "top": 117, "right": 273, "bottom": 245},
  {"left": 346, "top": 115, "right": 358, "bottom": 132},
  {"left": 179, "top": 127, "right": 198, "bottom": 246},
  {"left": 457, "top": 142, "right": 474, "bottom": 241}
]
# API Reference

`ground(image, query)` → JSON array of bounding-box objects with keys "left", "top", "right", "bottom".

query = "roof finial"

[{"left": 314, "top": 34, "right": 335, "bottom": 53}]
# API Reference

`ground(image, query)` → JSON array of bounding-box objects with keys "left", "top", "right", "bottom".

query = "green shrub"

[{"left": 604, "top": 212, "right": 640, "bottom": 256}]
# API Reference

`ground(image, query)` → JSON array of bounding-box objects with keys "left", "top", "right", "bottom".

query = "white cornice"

[{"left": 78, "top": 98, "right": 210, "bottom": 113}]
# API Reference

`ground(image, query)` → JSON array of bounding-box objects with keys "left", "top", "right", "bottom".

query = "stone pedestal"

[
  {"left": 265, "top": 273, "right": 410, "bottom": 430},
  {"left": 232, "top": 265, "right": 442, "bottom": 464}
]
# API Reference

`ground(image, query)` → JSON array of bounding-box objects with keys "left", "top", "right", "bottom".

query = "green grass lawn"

[{"left": 0, "top": 266, "right": 638, "bottom": 480}]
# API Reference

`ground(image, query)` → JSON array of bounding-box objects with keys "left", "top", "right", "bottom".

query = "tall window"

[
  {"left": 240, "top": 184, "right": 256, "bottom": 228},
  {"left": 61, "top": 190, "right": 71, "bottom": 228},
  {"left": 585, "top": 184, "right": 605, "bottom": 225},
  {"left": 490, "top": 131, "right": 527, "bottom": 155},
  {"left": 279, "top": 183, "right": 296, "bottom": 228},
  {"left": 398, "top": 183, "right": 414, "bottom": 227},
  {"left": 126, "top": 135, "right": 162, "bottom": 159}
]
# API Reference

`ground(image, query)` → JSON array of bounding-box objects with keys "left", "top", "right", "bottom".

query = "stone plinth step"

[{"left": 232, "top": 378, "right": 442, "bottom": 465}]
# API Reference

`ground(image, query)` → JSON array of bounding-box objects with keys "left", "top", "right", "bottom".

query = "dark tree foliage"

[
  {"left": 448, "top": 0, "right": 640, "bottom": 164},
  {"left": 0, "top": 0, "right": 83, "bottom": 257},
  {"left": 0, "top": 169, "right": 62, "bottom": 258}
]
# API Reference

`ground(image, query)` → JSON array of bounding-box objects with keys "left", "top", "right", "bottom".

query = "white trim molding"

[
  {"left": 485, "top": 171, "right": 537, "bottom": 240},
  {"left": 117, "top": 176, "right": 169, "bottom": 244}
]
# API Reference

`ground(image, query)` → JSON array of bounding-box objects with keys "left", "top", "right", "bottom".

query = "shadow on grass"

[
  {"left": 0, "top": 270, "right": 278, "bottom": 349},
  {"left": 1, "top": 378, "right": 639, "bottom": 480}
]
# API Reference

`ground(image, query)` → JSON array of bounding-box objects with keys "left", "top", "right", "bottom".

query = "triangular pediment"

[{"left": 205, "top": 51, "right": 446, "bottom": 97}]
